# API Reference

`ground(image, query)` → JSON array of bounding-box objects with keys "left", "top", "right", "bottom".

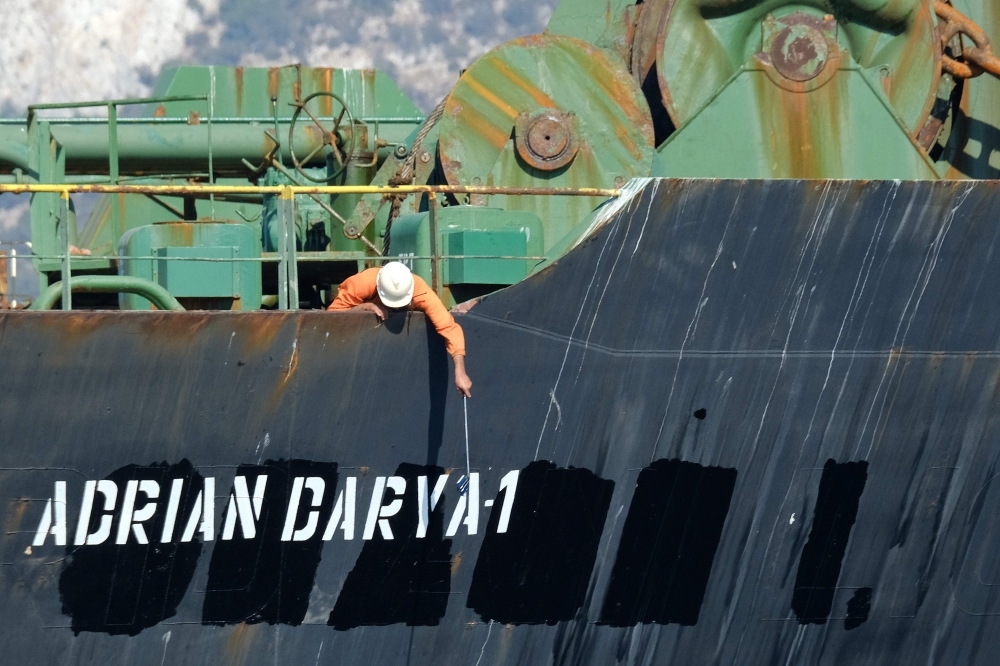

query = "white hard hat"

[{"left": 376, "top": 262, "right": 415, "bottom": 308}]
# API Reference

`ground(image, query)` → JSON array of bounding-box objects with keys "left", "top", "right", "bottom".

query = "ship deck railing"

[{"left": 0, "top": 183, "right": 620, "bottom": 311}]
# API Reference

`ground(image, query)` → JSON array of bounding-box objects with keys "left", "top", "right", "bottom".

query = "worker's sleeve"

[
  {"left": 328, "top": 268, "right": 379, "bottom": 310},
  {"left": 412, "top": 277, "right": 466, "bottom": 357}
]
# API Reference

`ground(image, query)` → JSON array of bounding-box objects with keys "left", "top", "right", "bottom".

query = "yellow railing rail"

[{"left": 0, "top": 183, "right": 621, "bottom": 197}]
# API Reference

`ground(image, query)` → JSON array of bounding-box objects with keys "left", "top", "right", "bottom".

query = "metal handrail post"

[
  {"left": 284, "top": 190, "right": 299, "bottom": 310},
  {"left": 108, "top": 103, "right": 121, "bottom": 242},
  {"left": 429, "top": 193, "right": 441, "bottom": 297},
  {"left": 59, "top": 191, "right": 71, "bottom": 310},
  {"left": 277, "top": 187, "right": 289, "bottom": 310},
  {"left": 9, "top": 248, "right": 16, "bottom": 308},
  {"left": 208, "top": 66, "right": 216, "bottom": 220}
]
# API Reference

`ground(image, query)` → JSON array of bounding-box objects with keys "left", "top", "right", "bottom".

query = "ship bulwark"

[{"left": 1, "top": 179, "right": 997, "bottom": 664}]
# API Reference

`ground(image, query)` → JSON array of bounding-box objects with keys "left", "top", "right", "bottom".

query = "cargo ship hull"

[{"left": 2, "top": 179, "right": 999, "bottom": 664}]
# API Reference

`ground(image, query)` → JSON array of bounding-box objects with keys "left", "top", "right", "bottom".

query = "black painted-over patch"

[
  {"left": 467, "top": 461, "right": 614, "bottom": 625},
  {"left": 845, "top": 587, "right": 873, "bottom": 630},
  {"left": 598, "top": 458, "right": 737, "bottom": 627},
  {"left": 328, "top": 463, "right": 452, "bottom": 629},
  {"left": 791, "top": 459, "right": 868, "bottom": 624},
  {"left": 202, "top": 459, "right": 338, "bottom": 626},
  {"left": 59, "top": 460, "right": 203, "bottom": 636}
]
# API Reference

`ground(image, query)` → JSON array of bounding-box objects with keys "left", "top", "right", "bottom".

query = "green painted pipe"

[
  {"left": 0, "top": 122, "right": 412, "bottom": 175},
  {"left": 0, "top": 126, "right": 28, "bottom": 170},
  {"left": 30, "top": 275, "right": 185, "bottom": 311}
]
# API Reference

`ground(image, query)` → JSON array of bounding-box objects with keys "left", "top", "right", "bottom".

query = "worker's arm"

[
  {"left": 412, "top": 278, "right": 472, "bottom": 397},
  {"left": 453, "top": 355, "right": 472, "bottom": 398},
  {"left": 328, "top": 268, "right": 388, "bottom": 318}
]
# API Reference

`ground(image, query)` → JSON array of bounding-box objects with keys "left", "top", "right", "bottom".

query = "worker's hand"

[
  {"left": 453, "top": 355, "right": 472, "bottom": 397},
  {"left": 354, "top": 302, "right": 389, "bottom": 321},
  {"left": 455, "top": 371, "right": 472, "bottom": 398}
]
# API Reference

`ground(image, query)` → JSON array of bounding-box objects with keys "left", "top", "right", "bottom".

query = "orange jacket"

[{"left": 328, "top": 267, "right": 466, "bottom": 357}]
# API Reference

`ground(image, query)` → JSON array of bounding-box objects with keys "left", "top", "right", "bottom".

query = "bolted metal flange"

[{"left": 515, "top": 110, "right": 579, "bottom": 171}]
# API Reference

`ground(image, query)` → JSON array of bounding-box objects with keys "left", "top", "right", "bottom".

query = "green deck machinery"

[{"left": 0, "top": 0, "right": 998, "bottom": 309}]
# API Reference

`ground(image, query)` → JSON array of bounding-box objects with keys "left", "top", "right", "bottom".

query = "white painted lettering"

[
  {"left": 221, "top": 475, "right": 267, "bottom": 540},
  {"left": 496, "top": 470, "right": 519, "bottom": 534},
  {"left": 362, "top": 476, "right": 405, "bottom": 540},
  {"left": 116, "top": 480, "right": 160, "bottom": 545},
  {"left": 416, "top": 474, "right": 448, "bottom": 539},
  {"left": 160, "top": 478, "right": 184, "bottom": 543},
  {"left": 445, "top": 472, "right": 479, "bottom": 537},
  {"left": 32, "top": 481, "right": 67, "bottom": 547},
  {"left": 74, "top": 480, "right": 118, "bottom": 546},
  {"left": 322, "top": 477, "right": 356, "bottom": 541},
  {"left": 281, "top": 477, "right": 305, "bottom": 542},
  {"left": 362, "top": 477, "right": 386, "bottom": 540},
  {"left": 281, "top": 477, "right": 326, "bottom": 542},
  {"left": 180, "top": 477, "right": 215, "bottom": 542}
]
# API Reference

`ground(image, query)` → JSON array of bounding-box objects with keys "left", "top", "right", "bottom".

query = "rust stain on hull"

[{"left": 234, "top": 67, "right": 244, "bottom": 117}]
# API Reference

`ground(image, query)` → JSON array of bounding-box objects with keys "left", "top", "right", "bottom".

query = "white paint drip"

[
  {"left": 629, "top": 180, "right": 658, "bottom": 258},
  {"left": 651, "top": 183, "right": 740, "bottom": 461},
  {"left": 573, "top": 182, "right": 659, "bottom": 390},
  {"left": 549, "top": 389, "right": 562, "bottom": 432},
  {"left": 858, "top": 184, "right": 973, "bottom": 460},
  {"left": 802, "top": 182, "right": 898, "bottom": 456},
  {"left": 286, "top": 338, "right": 298, "bottom": 380},
  {"left": 533, "top": 189, "right": 630, "bottom": 461},
  {"left": 160, "top": 631, "right": 171, "bottom": 666},
  {"left": 255, "top": 432, "right": 270, "bottom": 463},
  {"left": 474, "top": 620, "right": 494, "bottom": 666},
  {"left": 731, "top": 181, "right": 846, "bottom": 663},
  {"left": 571, "top": 178, "right": 652, "bottom": 251}
]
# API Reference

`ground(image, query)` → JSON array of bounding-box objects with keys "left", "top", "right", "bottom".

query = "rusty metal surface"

[
  {"left": 936, "top": 1, "right": 1000, "bottom": 79},
  {"left": 766, "top": 13, "right": 836, "bottom": 83},
  {"left": 630, "top": 0, "right": 672, "bottom": 85},
  {"left": 654, "top": 0, "right": 941, "bottom": 137},
  {"left": 3, "top": 179, "right": 1000, "bottom": 663},
  {"left": 513, "top": 110, "right": 579, "bottom": 171}
]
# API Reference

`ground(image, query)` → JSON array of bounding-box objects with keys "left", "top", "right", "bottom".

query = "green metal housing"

[
  {"left": 118, "top": 222, "right": 262, "bottom": 311},
  {"left": 390, "top": 207, "right": 545, "bottom": 306}
]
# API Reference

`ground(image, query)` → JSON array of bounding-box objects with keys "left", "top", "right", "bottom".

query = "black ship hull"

[{"left": 2, "top": 178, "right": 999, "bottom": 664}]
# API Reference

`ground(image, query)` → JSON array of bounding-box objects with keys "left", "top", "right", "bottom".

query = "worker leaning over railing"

[{"left": 327, "top": 261, "right": 473, "bottom": 397}]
